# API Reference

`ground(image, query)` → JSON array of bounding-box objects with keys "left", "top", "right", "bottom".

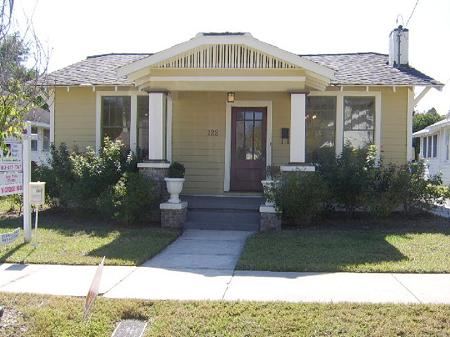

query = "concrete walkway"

[{"left": 1, "top": 229, "right": 450, "bottom": 304}]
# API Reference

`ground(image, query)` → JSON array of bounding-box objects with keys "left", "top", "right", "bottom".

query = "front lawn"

[
  {"left": 1, "top": 293, "right": 450, "bottom": 337},
  {"left": 238, "top": 213, "right": 450, "bottom": 273},
  {"left": 0, "top": 210, "right": 179, "bottom": 266}
]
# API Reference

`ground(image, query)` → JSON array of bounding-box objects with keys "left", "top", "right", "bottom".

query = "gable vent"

[{"left": 154, "top": 44, "right": 296, "bottom": 69}]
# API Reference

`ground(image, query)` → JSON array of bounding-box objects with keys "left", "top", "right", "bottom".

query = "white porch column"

[
  {"left": 289, "top": 92, "right": 306, "bottom": 163},
  {"left": 148, "top": 92, "right": 167, "bottom": 161}
]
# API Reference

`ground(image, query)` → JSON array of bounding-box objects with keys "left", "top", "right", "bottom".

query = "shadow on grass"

[{"left": 0, "top": 208, "right": 179, "bottom": 266}]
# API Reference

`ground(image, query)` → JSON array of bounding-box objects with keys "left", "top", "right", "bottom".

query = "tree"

[
  {"left": 0, "top": 0, "right": 48, "bottom": 146},
  {"left": 413, "top": 108, "right": 444, "bottom": 159}
]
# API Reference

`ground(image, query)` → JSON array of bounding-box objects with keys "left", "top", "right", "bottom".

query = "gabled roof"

[
  {"left": 46, "top": 52, "right": 443, "bottom": 88},
  {"left": 117, "top": 32, "right": 336, "bottom": 80}
]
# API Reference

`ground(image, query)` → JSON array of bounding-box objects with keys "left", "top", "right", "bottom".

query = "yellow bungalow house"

[{"left": 45, "top": 27, "right": 443, "bottom": 229}]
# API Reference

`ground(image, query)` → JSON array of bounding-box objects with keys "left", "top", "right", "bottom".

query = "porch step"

[{"left": 182, "top": 196, "right": 263, "bottom": 231}]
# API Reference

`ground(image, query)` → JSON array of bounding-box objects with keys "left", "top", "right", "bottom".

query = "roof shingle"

[{"left": 46, "top": 52, "right": 442, "bottom": 87}]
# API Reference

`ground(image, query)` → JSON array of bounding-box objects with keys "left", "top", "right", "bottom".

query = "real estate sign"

[{"left": 0, "top": 141, "right": 23, "bottom": 196}]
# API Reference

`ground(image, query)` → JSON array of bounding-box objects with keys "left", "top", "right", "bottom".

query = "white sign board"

[
  {"left": 0, "top": 228, "right": 20, "bottom": 245},
  {"left": 0, "top": 141, "right": 23, "bottom": 197},
  {"left": 30, "top": 182, "right": 45, "bottom": 205}
]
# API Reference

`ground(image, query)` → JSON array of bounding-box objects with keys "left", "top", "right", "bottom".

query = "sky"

[{"left": 12, "top": 0, "right": 450, "bottom": 114}]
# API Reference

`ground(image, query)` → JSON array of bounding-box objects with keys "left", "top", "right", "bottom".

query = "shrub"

[
  {"left": 272, "top": 171, "right": 329, "bottom": 226},
  {"left": 33, "top": 143, "right": 75, "bottom": 207},
  {"left": 168, "top": 162, "right": 185, "bottom": 178},
  {"left": 112, "top": 172, "right": 158, "bottom": 225},
  {"left": 264, "top": 165, "right": 280, "bottom": 180},
  {"left": 366, "top": 163, "right": 403, "bottom": 217},
  {"left": 69, "top": 138, "right": 135, "bottom": 210},
  {"left": 316, "top": 144, "right": 375, "bottom": 216},
  {"left": 396, "top": 161, "right": 450, "bottom": 215}
]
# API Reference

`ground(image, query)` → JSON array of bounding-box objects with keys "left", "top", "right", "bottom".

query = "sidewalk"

[{"left": 0, "top": 230, "right": 449, "bottom": 304}]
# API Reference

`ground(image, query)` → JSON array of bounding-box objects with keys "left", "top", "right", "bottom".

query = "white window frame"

[
  {"left": 309, "top": 91, "right": 381, "bottom": 159},
  {"left": 95, "top": 90, "right": 147, "bottom": 153}
]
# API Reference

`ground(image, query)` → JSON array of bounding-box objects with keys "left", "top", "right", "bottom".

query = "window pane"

[
  {"left": 427, "top": 136, "right": 432, "bottom": 158},
  {"left": 244, "top": 120, "right": 253, "bottom": 159},
  {"left": 31, "top": 126, "right": 38, "bottom": 134},
  {"left": 137, "top": 96, "right": 149, "bottom": 158},
  {"left": 433, "top": 134, "right": 438, "bottom": 158},
  {"left": 43, "top": 129, "right": 50, "bottom": 151},
  {"left": 236, "top": 121, "right": 245, "bottom": 160},
  {"left": 31, "top": 140, "right": 37, "bottom": 151},
  {"left": 343, "top": 96, "right": 375, "bottom": 149},
  {"left": 423, "top": 137, "right": 427, "bottom": 157},
  {"left": 101, "top": 96, "right": 131, "bottom": 147},
  {"left": 306, "top": 96, "right": 336, "bottom": 162},
  {"left": 254, "top": 120, "right": 263, "bottom": 160}
]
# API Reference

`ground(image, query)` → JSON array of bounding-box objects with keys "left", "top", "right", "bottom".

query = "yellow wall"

[
  {"left": 380, "top": 87, "right": 408, "bottom": 164},
  {"left": 54, "top": 87, "right": 96, "bottom": 151},
  {"left": 54, "top": 85, "right": 409, "bottom": 194}
]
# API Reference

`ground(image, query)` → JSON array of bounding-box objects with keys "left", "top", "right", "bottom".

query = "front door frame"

[{"left": 224, "top": 100, "right": 272, "bottom": 192}]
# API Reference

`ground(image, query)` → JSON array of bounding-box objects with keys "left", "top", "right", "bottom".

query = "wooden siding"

[{"left": 54, "top": 87, "right": 96, "bottom": 151}]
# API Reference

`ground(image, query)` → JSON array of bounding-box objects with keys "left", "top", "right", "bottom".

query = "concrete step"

[
  {"left": 182, "top": 196, "right": 262, "bottom": 231},
  {"left": 182, "top": 195, "right": 263, "bottom": 211},
  {"left": 184, "top": 221, "right": 259, "bottom": 231},
  {"left": 187, "top": 209, "right": 260, "bottom": 224}
]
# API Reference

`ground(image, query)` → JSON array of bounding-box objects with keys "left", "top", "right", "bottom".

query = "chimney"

[{"left": 389, "top": 25, "right": 409, "bottom": 67}]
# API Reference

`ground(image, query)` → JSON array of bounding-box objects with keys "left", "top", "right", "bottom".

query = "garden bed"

[{"left": 237, "top": 213, "right": 450, "bottom": 273}]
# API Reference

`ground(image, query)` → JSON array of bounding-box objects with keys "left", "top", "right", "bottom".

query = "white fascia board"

[
  {"left": 118, "top": 34, "right": 335, "bottom": 80},
  {"left": 147, "top": 76, "right": 306, "bottom": 82}
]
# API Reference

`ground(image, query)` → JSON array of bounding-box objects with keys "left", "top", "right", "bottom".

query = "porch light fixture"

[{"left": 227, "top": 92, "right": 235, "bottom": 103}]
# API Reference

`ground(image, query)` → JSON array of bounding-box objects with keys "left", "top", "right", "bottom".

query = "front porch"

[{"left": 136, "top": 91, "right": 313, "bottom": 195}]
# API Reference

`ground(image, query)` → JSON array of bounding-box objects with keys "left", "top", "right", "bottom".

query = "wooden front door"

[{"left": 231, "top": 107, "right": 267, "bottom": 192}]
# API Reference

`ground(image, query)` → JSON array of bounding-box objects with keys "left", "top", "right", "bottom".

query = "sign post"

[{"left": 23, "top": 122, "right": 32, "bottom": 243}]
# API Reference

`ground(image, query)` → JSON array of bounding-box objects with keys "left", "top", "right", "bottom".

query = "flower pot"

[
  {"left": 164, "top": 177, "right": 185, "bottom": 204},
  {"left": 261, "top": 180, "right": 275, "bottom": 206}
]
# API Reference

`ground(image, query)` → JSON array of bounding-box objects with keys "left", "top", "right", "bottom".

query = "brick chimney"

[{"left": 389, "top": 25, "right": 409, "bottom": 67}]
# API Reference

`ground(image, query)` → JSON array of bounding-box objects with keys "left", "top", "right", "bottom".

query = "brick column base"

[
  {"left": 259, "top": 205, "right": 281, "bottom": 231},
  {"left": 160, "top": 202, "right": 188, "bottom": 229},
  {"left": 138, "top": 165, "right": 169, "bottom": 202}
]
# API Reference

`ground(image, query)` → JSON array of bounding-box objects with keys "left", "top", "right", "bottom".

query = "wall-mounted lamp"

[{"left": 227, "top": 92, "right": 235, "bottom": 103}]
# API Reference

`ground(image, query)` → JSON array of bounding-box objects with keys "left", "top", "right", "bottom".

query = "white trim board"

[
  {"left": 224, "top": 100, "right": 272, "bottom": 192},
  {"left": 147, "top": 76, "right": 306, "bottom": 82}
]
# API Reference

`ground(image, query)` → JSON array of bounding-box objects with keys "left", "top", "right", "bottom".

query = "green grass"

[
  {"left": 1, "top": 293, "right": 450, "bottom": 337},
  {"left": 0, "top": 210, "right": 180, "bottom": 266},
  {"left": 238, "top": 213, "right": 450, "bottom": 273}
]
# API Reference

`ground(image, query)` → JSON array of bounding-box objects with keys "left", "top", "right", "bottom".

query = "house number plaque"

[{"left": 208, "top": 129, "right": 219, "bottom": 136}]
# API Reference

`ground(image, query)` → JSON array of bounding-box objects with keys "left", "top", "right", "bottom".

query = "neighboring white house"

[
  {"left": 25, "top": 108, "right": 51, "bottom": 166},
  {"left": 413, "top": 113, "right": 450, "bottom": 185}
]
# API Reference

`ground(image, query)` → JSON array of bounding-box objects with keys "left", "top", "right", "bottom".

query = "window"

[
  {"left": 343, "top": 97, "right": 375, "bottom": 149},
  {"left": 433, "top": 134, "right": 438, "bottom": 158},
  {"left": 446, "top": 131, "right": 450, "bottom": 161},
  {"left": 43, "top": 129, "right": 50, "bottom": 152},
  {"left": 427, "top": 136, "right": 432, "bottom": 158},
  {"left": 422, "top": 137, "right": 427, "bottom": 158},
  {"left": 306, "top": 96, "right": 336, "bottom": 162},
  {"left": 137, "top": 96, "right": 149, "bottom": 159},
  {"left": 101, "top": 96, "right": 131, "bottom": 147},
  {"left": 31, "top": 126, "right": 38, "bottom": 152}
]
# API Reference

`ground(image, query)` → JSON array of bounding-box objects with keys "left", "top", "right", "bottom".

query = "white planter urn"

[
  {"left": 164, "top": 178, "right": 185, "bottom": 204},
  {"left": 261, "top": 180, "right": 275, "bottom": 207}
]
